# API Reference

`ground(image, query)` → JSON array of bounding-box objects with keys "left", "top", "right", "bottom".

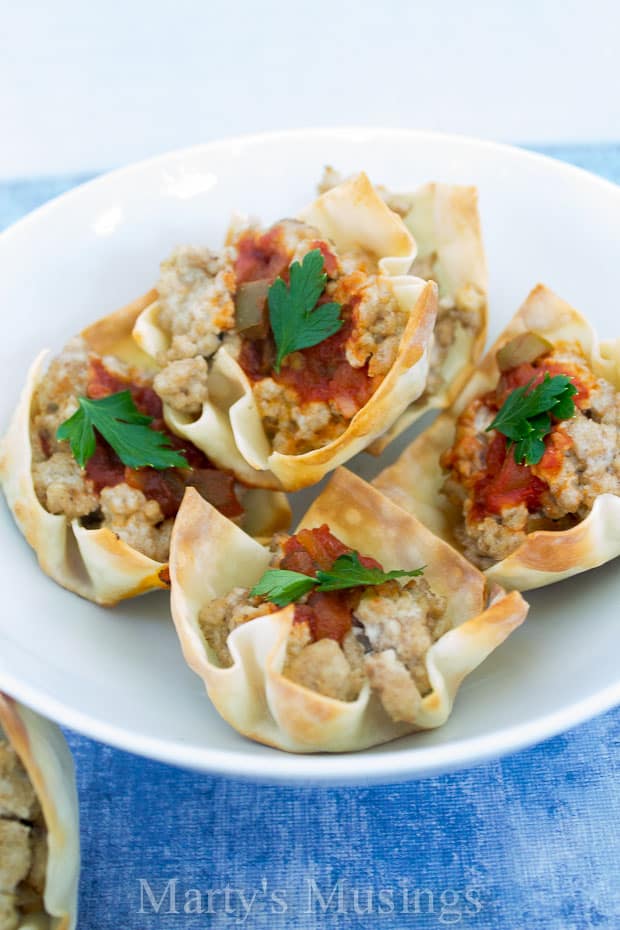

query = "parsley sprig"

[
  {"left": 268, "top": 249, "right": 342, "bottom": 372},
  {"left": 250, "top": 570, "right": 318, "bottom": 606},
  {"left": 250, "top": 551, "right": 425, "bottom": 608},
  {"left": 57, "top": 391, "right": 190, "bottom": 470},
  {"left": 486, "top": 372, "right": 577, "bottom": 466}
]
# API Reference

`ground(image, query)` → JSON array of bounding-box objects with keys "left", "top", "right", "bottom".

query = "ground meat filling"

[
  {"left": 200, "top": 525, "right": 449, "bottom": 721},
  {"left": 441, "top": 343, "right": 620, "bottom": 568},
  {"left": 156, "top": 245, "right": 237, "bottom": 365},
  {"left": 31, "top": 341, "right": 245, "bottom": 562},
  {"left": 232, "top": 220, "right": 407, "bottom": 455},
  {"left": 318, "top": 166, "right": 485, "bottom": 403},
  {"left": 0, "top": 736, "right": 47, "bottom": 930}
]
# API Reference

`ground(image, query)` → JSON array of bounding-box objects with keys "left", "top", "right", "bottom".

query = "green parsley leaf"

[
  {"left": 57, "top": 390, "right": 190, "bottom": 470},
  {"left": 249, "top": 570, "right": 318, "bottom": 607},
  {"left": 268, "top": 248, "right": 342, "bottom": 372},
  {"left": 249, "top": 550, "right": 425, "bottom": 607},
  {"left": 514, "top": 432, "right": 547, "bottom": 467},
  {"left": 315, "top": 551, "right": 425, "bottom": 591},
  {"left": 487, "top": 372, "right": 578, "bottom": 466},
  {"left": 552, "top": 389, "right": 579, "bottom": 420}
]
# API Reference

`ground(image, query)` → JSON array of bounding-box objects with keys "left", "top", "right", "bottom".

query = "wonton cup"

[
  {"left": 0, "top": 294, "right": 290, "bottom": 606},
  {"left": 370, "top": 182, "right": 488, "bottom": 452},
  {"left": 133, "top": 173, "right": 438, "bottom": 491},
  {"left": 0, "top": 693, "right": 79, "bottom": 930},
  {"left": 375, "top": 284, "right": 620, "bottom": 591},
  {"left": 170, "top": 469, "right": 527, "bottom": 753}
]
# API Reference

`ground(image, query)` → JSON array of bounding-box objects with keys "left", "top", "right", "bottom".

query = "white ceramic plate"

[{"left": 1, "top": 129, "right": 619, "bottom": 784}]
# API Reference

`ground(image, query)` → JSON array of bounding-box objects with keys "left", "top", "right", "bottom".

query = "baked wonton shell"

[
  {"left": 0, "top": 293, "right": 290, "bottom": 605},
  {"left": 0, "top": 693, "right": 79, "bottom": 930},
  {"left": 133, "top": 173, "right": 438, "bottom": 491},
  {"left": 169, "top": 469, "right": 527, "bottom": 753},
  {"left": 374, "top": 284, "right": 620, "bottom": 590},
  {"left": 370, "top": 182, "right": 488, "bottom": 452}
]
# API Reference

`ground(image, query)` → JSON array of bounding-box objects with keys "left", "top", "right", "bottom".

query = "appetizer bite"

[
  {"left": 375, "top": 285, "right": 620, "bottom": 590},
  {"left": 133, "top": 173, "right": 438, "bottom": 490},
  {"left": 0, "top": 693, "right": 79, "bottom": 930},
  {"left": 0, "top": 295, "right": 289, "bottom": 605},
  {"left": 170, "top": 469, "right": 527, "bottom": 753},
  {"left": 318, "top": 167, "right": 488, "bottom": 449}
]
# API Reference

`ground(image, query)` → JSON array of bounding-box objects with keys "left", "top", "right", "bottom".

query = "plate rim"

[
  {"left": 1, "top": 127, "right": 619, "bottom": 783},
  {"left": 3, "top": 126, "right": 620, "bottom": 245},
  {"left": 2, "top": 663, "right": 618, "bottom": 784}
]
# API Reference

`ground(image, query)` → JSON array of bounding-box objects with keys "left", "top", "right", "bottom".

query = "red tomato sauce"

[
  {"left": 293, "top": 592, "right": 356, "bottom": 645},
  {"left": 234, "top": 226, "right": 340, "bottom": 287},
  {"left": 310, "top": 239, "right": 339, "bottom": 278},
  {"left": 281, "top": 525, "right": 381, "bottom": 643},
  {"left": 496, "top": 359, "right": 591, "bottom": 409},
  {"left": 234, "top": 225, "right": 375, "bottom": 416},
  {"left": 239, "top": 309, "right": 375, "bottom": 410},
  {"left": 87, "top": 357, "right": 162, "bottom": 418},
  {"left": 536, "top": 429, "right": 573, "bottom": 480},
  {"left": 234, "top": 227, "right": 291, "bottom": 285},
  {"left": 470, "top": 433, "right": 547, "bottom": 521},
  {"left": 83, "top": 358, "right": 243, "bottom": 519},
  {"left": 468, "top": 352, "right": 587, "bottom": 521}
]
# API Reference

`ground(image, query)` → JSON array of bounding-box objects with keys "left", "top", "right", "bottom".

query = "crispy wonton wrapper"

[
  {"left": 0, "top": 693, "right": 79, "bottom": 930},
  {"left": 375, "top": 285, "right": 620, "bottom": 591},
  {"left": 370, "top": 181, "right": 488, "bottom": 451},
  {"left": 133, "top": 173, "right": 438, "bottom": 491},
  {"left": 0, "top": 294, "right": 290, "bottom": 605},
  {"left": 170, "top": 469, "right": 527, "bottom": 753}
]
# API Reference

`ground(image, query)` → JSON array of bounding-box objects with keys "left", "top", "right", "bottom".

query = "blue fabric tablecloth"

[{"left": 2, "top": 145, "right": 619, "bottom": 930}]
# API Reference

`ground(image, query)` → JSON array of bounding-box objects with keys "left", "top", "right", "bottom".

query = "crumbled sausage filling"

[
  {"left": 199, "top": 527, "right": 449, "bottom": 722},
  {"left": 0, "top": 736, "right": 47, "bottom": 930},
  {"left": 153, "top": 357, "right": 209, "bottom": 418},
  {"left": 30, "top": 340, "right": 245, "bottom": 562},
  {"left": 441, "top": 344, "right": 620, "bottom": 568},
  {"left": 156, "top": 245, "right": 237, "bottom": 365}
]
